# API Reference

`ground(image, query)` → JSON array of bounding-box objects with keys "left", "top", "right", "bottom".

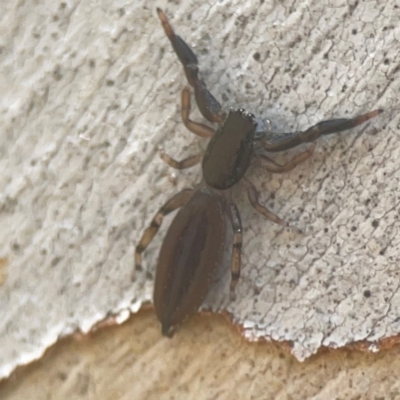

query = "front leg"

[
  {"left": 258, "top": 143, "right": 316, "bottom": 173},
  {"left": 261, "top": 109, "right": 383, "bottom": 152},
  {"left": 157, "top": 8, "right": 224, "bottom": 123},
  {"left": 181, "top": 87, "right": 214, "bottom": 138}
]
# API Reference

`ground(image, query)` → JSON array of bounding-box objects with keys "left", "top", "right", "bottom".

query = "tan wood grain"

[{"left": 1, "top": 310, "right": 400, "bottom": 400}]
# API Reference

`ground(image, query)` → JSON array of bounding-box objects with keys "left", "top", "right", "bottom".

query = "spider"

[{"left": 135, "top": 8, "right": 382, "bottom": 336}]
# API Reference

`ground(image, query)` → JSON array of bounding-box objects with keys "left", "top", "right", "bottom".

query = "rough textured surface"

[{"left": 0, "top": 0, "right": 399, "bottom": 379}]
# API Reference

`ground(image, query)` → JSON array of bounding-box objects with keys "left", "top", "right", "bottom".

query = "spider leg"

[
  {"left": 226, "top": 202, "right": 243, "bottom": 299},
  {"left": 134, "top": 189, "right": 194, "bottom": 274},
  {"left": 159, "top": 87, "right": 212, "bottom": 169},
  {"left": 157, "top": 8, "right": 224, "bottom": 123},
  {"left": 243, "top": 177, "right": 288, "bottom": 227},
  {"left": 181, "top": 87, "right": 214, "bottom": 138},
  {"left": 262, "top": 109, "right": 383, "bottom": 152},
  {"left": 159, "top": 148, "right": 202, "bottom": 169},
  {"left": 258, "top": 143, "right": 316, "bottom": 173}
]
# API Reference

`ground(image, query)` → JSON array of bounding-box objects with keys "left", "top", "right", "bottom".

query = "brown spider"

[{"left": 135, "top": 8, "right": 382, "bottom": 336}]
